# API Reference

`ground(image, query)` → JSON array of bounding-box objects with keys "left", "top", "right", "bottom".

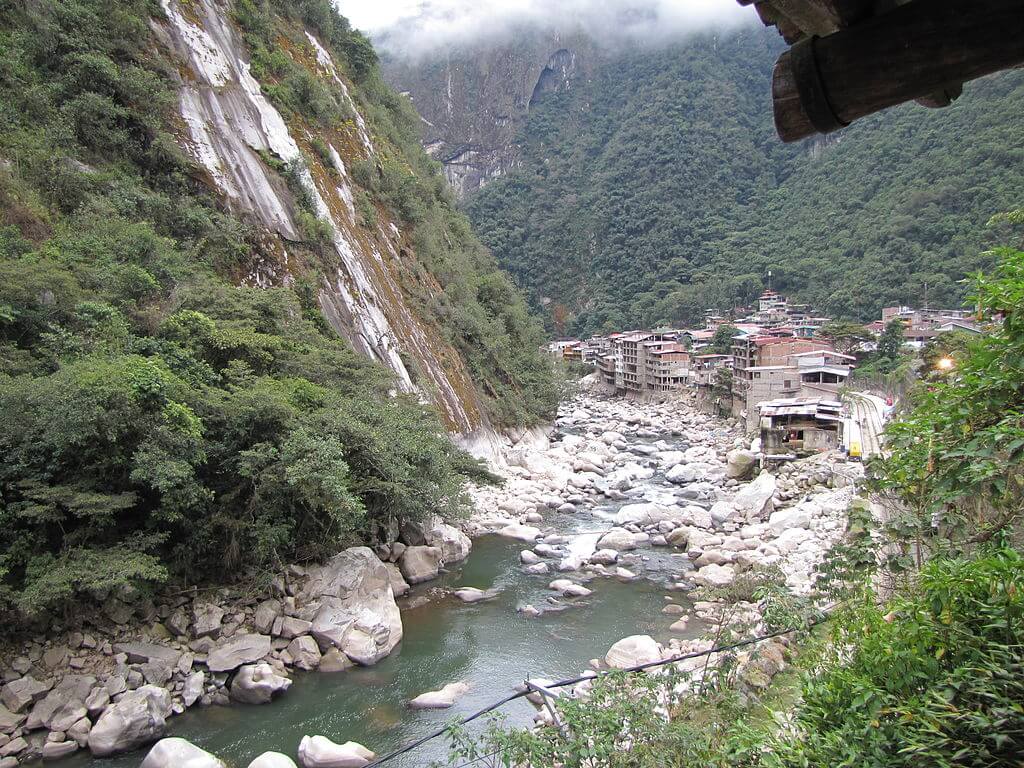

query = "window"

[{"left": 784, "top": 380, "right": 792, "bottom": 389}]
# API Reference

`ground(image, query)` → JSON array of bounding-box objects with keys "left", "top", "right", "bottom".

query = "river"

[{"left": 62, "top": 421, "right": 708, "bottom": 768}]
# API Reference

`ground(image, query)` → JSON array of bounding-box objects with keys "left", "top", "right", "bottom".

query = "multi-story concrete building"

[{"left": 643, "top": 341, "right": 690, "bottom": 392}]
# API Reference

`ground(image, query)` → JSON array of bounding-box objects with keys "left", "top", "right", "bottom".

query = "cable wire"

[{"left": 362, "top": 618, "right": 823, "bottom": 767}]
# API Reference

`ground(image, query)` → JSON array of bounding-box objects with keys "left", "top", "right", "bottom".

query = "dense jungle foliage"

[
  {"left": 465, "top": 27, "right": 1024, "bottom": 337},
  {"left": 0, "top": 0, "right": 552, "bottom": 617}
]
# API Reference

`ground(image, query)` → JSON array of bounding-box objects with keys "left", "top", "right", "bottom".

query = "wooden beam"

[
  {"left": 771, "top": 0, "right": 1024, "bottom": 142},
  {"left": 740, "top": 0, "right": 875, "bottom": 36}
]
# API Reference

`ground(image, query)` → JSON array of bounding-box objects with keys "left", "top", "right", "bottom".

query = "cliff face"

[
  {"left": 154, "top": 0, "right": 490, "bottom": 438},
  {"left": 382, "top": 29, "right": 595, "bottom": 198}
]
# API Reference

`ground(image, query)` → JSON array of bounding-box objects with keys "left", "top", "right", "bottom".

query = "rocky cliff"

[
  {"left": 155, "top": 0, "right": 482, "bottom": 433},
  {"left": 382, "top": 28, "right": 596, "bottom": 197}
]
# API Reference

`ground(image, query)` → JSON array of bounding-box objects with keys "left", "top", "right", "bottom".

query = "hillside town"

[{"left": 548, "top": 289, "right": 988, "bottom": 460}]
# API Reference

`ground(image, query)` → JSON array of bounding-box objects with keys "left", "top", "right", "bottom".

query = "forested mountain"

[
  {"left": 388, "top": 25, "right": 1024, "bottom": 337},
  {"left": 0, "top": 0, "right": 555, "bottom": 614}
]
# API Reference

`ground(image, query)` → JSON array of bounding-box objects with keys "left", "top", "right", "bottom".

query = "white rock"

[
  {"left": 453, "top": 588, "right": 496, "bottom": 603},
  {"left": 614, "top": 503, "right": 682, "bottom": 527},
  {"left": 398, "top": 546, "right": 442, "bottom": 585},
  {"left": 248, "top": 753, "right": 299, "bottom": 768},
  {"left": 496, "top": 523, "right": 541, "bottom": 542},
  {"left": 301, "top": 547, "right": 403, "bottom": 666},
  {"left": 230, "top": 663, "right": 291, "bottom": 705},
  {"left": 298, "top": 736, "right": 375, "bottom": 768},
  {"left": 589, "top": 549, "right": 618, "bottom": 566},
  {"left": 726, "top": 449, "right": 757, "bottom": 480},
  {"left": 141, "top": 738, "right": 225, "bottom": 768},
  {"left": 605, "top": 635, "right": 661, "bottom": 669},
  {"left": 178, "top": 673, "right": 203, "bottom": 709},
  {"left": 287, "top": 637, "right": 322, "bottom": 671},
  {"left": 692, "top": 563, "right": 736, "bottom": 588},
  {"left": 87, "top": 685, "right": 171, "bottom": 757},
  {"left": 768, "top": 506, "right": 812, "bottom": 536},
  {"left": 408, "top": 681, "right": 470, "bottom": 710},
  {"left": 206, "top": 634, "right": 272, "bottom": 673},
  {"left": 596, "top": 527, "right": 638, "bottom": 551},
  {"left": 732, "top": 472, "right": 776, "bottom": 521}
]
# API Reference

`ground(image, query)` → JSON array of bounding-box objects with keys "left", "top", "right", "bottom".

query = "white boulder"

[
  {"left": 248, "top": 753, "right": 299, "bottom": 768},
  {"left": 298, "top": 548, "right": 403, "bottom": 666},
  {"left": 230, "top": 664, "right": 291, "bottom": 705},
  {"left": 298, "top": 736, "right": 375, "bottom": 768},
  {"left": 496, "top": 523, "right": 541, "bottom": 542},
  {"left": 88, "top": 685, "right": 171, "bottom": 757},
  {"left": 605, "top": 635, "right": 661, "bottom": 669},
  {"left": 398, "top": 546, "right": 441, "bottom": 585},
  {"left": 408, "top": 681, "right": 470, "bottom": 710},
  {"left": 732, "top": 472, "right": 776, "bottom": 520},
  {"left": 141, "top": 738, "right": 225, "bottom": 768}
]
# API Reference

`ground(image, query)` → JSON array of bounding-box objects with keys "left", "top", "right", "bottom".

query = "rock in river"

[
  {"left": 298, "top": 735, "right": 375, "bottom": 768},
  {"left": 249, "top": 753, "right": 299, "bottom": 768},
  {"left": 88, "top": 685, "right": 172, "bottom": 757},
  {"left": 230, "top": 663, "right": 291, "bottom": 705},
  {"left": 605, "top": 635, "right": 662, "bottom": 669},
  {"left": 301, "top": 547, "right": 403, "bottom": 666},
  {"left": 398, "top": 546, "right": 441, "bottom": 585},
  {"left": 408, "top": 681, "right": 470, "bottom": 709},
  {"left": 141, "top": 738, "right": 225, "bottom": 768}
]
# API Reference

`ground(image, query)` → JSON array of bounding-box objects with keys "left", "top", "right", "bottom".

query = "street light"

[{"left": 936, "top": 356, "right": 955, "bottom": 372}]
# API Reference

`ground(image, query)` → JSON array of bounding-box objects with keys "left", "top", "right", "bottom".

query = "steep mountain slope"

[
  {"left": 0, "top": 0, "right": 555, "bottom": 613},
  {"left": 383, "top": 26, "right": 598, "bottom": 197},
  {"left": 385, "top": 25, "right": 1024, "bottom": 336}
]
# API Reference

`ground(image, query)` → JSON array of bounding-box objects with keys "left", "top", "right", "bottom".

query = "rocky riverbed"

[{"left": 0, "top": 393, "right": 862, "bottom": 768}]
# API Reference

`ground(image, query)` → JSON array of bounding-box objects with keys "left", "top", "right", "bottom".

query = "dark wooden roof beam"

[{"left": 768, "top": 0, "right": 1024, "bottom": 142}]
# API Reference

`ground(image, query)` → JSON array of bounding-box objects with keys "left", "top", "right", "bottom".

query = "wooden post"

[{"left": 771, "top": 0, "right": 1024, "bottom": 142}]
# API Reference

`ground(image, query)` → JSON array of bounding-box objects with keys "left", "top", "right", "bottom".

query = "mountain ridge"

[{"left": 383, "top": 24, "right": 1024, "bottom": 335}]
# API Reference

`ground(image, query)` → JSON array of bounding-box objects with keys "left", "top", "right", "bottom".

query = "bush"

[{"left": 775, "top": 549, "right": 1024, "bottom": 767}]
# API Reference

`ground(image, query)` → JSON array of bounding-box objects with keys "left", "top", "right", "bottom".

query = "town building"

[{"left": 759, "top": 398, "right": 845, "bottom": 457}]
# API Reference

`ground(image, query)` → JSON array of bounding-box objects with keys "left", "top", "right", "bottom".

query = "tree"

[
  {"left": 876, "top": 318, "right": 907, "bottom": 363},
  {"left": 707, "top": 324, "right": 739, "bottom": 355},
  {"left": 818, "top": 320, "right": 873, "bottom": 356}
]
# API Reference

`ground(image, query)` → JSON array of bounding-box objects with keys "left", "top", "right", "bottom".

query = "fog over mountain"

[{"left": 335, "top": 0, "right": 752, "bottom": 58}]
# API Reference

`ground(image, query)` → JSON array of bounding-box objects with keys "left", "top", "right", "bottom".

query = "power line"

[{"left": 362, "top": 619, "right": 822, "bottom": 768}]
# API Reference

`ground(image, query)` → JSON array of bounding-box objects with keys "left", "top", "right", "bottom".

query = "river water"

[{"left": 65, "top": 436, "right": 706, "bottom": 767}]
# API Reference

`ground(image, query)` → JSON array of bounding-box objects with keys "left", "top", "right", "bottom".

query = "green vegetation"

[
  {"left": 465, "top": 28, "right": 1024, "bottom": 336},
  {"left": 0, "top": 0, "right": 553, "bottom": 618},
  {"left": 707, "top": 324, "right": 739, "bottom": 355},
  {"left": 817, "top": 320, "right": 873, "bottom": 356}
]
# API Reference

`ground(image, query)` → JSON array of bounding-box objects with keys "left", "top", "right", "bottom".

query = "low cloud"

[{"left": 335, "top": 0, "right": 754, "bottom": 59}]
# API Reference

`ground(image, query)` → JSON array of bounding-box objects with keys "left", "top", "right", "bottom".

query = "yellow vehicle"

[{"left": 848, "top": 441, "right": 863, "bottom": 461}]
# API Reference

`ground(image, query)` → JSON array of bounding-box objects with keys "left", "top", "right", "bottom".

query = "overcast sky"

[{"left": 335, "top": 0, "right": 753, "bottom": 56}]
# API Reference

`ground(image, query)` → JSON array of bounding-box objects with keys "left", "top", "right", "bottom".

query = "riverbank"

[{"left": 0, "top": 393, "right": 862, "bottom": 767}]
